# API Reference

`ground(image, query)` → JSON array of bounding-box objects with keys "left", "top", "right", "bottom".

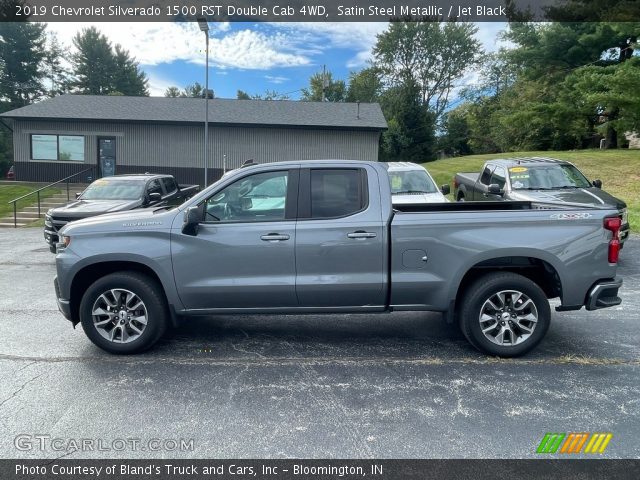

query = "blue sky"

[{"left": 48, "top": 22, "right": 509, "bottom": 99}]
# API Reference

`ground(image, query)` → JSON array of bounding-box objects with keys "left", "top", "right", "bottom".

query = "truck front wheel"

[
  {"left": 79, "top": 272, "right": 168, "bottom": 354},
  {"left": 458, "top": 272, "right": 550, "bottom": 357}
]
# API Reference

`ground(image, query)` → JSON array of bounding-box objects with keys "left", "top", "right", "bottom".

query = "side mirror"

[
  {"left": 182, "top": 205, "right": 202, "bottom": 236},
  {"left": 440, "top": 184, "right": 451, "bottom": 196},
  {"left": 148, "top": 192, "right": 162, "bottom": 204},
  {"left": 488, "top": 184, "right": 503, "bottom": 195},
  {"left": 75, "top": 192, "right": 82, "bottom": 199},
  {"left": 592, "top": 179, "right": 602, "bottom": 189}
]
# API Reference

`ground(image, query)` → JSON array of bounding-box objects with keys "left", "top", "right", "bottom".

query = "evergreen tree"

[
  {"left": 111, "top": 45, "right": 148, "bottom": 96},
  {"left": 43, "top": 33, "right": 71, "bottom": 97},
  {"left": 72, "top": 26, "right": 115, "bottom": 94},
  {"left": 0, "top": 21, "right": 47, "bottom": 107}
]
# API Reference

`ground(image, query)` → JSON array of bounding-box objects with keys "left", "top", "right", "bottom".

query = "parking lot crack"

[{"left": 0, "top": 372, "right": 44, "bottom": 409}]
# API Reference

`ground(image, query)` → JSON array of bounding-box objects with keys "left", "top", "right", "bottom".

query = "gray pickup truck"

[
  {"left": 454, "top": 157, "right": 630, "bottom": 245},
  {"left": 53, "top": 160, "right": 623, "bottom": 357}
]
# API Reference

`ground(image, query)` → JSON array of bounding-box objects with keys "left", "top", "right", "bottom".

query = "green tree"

[
  {"left": 379, "top": 79, "right": 436, "bottom": 161},
  {"left": 72, "top": 26, "right": 148, "bottom": 96},
  {"left": 0, "top": 21, "right": 47, "bottom": 107},
  {"left": 438, "top": 108, "right": 471, "bottom": 156},
  {"left": 373, "top": 20, "right": 482, "bottom": 122},
  {"left": 236, "top": 89, "right": 251, "bottom": 100},
  {"left": 111, "top": 45, "right": 148, "bottom": 96},
  {"left": 43, "top": 33, "right": 71, "bottom": 97},
  {"left": 71, "top": 27, "right": 115, "bottom": 94},
  {"left": 164, "top": 86, "right": 181, "bottom": 98},
  {"left": 301, "top": 70, "right": 346, "bottom": 102},
  {"left": 183, "top": 82, "right": 205, "bottom": 98},
  {"left": 346, "top": 67, "right": 383, "bottom": 103}
]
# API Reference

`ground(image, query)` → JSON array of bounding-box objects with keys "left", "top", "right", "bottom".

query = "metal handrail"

[{"left": 7, "top": 166, "right": 97, "bottom": 228}]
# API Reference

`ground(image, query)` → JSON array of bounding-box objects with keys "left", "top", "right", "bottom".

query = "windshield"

[
  {"left": 389, "top": 169, "right": 438, "bottom": 194},
  {"left": 509, "top": 164, "right": 591, "bottom": 190},
  {"left": 80, "top": 179, "right": 145, "bottom": 200}
]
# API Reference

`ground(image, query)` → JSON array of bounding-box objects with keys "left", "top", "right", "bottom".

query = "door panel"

[
  {"left": 172, "top": 168, "right": 299, "bottom": 310},
  {"left": 172, "top": 222, "right": 297, "bottom": 309},
  {"left": 295, "top": 167, "right": 385, "bottom": 308}
]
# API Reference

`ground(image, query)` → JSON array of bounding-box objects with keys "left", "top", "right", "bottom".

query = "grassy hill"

[{"left": 422, "top": 150, "right": 639, "bottom": 232}]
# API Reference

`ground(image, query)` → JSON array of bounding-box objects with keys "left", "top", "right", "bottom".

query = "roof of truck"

[{"left": 486, "top": 157, "right": 571, "bottom": 167}]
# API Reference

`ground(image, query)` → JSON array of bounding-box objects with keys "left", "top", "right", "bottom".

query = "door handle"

[
  {"left": 260, "top": 233, "right": 290, "bottom": 242},
  {"left": 347, "top": 231, "right": 377, "bottom": 239}
]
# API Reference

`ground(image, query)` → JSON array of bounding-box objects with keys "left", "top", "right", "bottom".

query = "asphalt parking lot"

[{"left": 0, "top": 228, "right": 638, "bottom": 459}]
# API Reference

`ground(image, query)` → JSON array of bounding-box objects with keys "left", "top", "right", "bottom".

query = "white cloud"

[
  {"left": 273, "top": 22, "right": 387, "bottom": 70},
  {"left": 47, "top": 22, "right": 310, "bottom": 70},
  {"left": 146, "top": 73, "right": 176, "bottom": 97},
  {"left": 205, "top": 30, "right": 309, "bottom": 69},
  {"left": 265, "top": 75, "right": 289, "bottom": 84}
]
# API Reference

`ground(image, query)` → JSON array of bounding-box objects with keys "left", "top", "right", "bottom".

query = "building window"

[{"left": 31, "top": 134, "right": 85, "bottom": 161}]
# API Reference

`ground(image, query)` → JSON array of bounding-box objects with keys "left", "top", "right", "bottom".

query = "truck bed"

[{"left": 394, "top": 201, "right": 533, "bottom": 213}]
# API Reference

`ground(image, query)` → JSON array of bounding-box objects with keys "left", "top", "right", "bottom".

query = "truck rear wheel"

[
  {"left": 458, "top": 272, "right": 550, "bottom": 357},
  {"left": 79, "top": 272, "right": 168, "bottom": 354}
]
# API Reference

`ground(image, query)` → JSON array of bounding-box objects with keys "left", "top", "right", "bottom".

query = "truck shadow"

[{"left": 153, "top": 311, "right": 475, "bottom": 360}]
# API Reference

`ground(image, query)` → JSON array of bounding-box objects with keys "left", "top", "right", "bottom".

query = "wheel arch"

[
  {"left": 69, "top": 260, "right": 173, "bottom": 326},
  {"left": 449, "top": 251, "right": 565, "bottom": 318}
]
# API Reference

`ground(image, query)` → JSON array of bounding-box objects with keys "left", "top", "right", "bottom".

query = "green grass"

[
  {"left": 0, "top": 184, "right": 62, "bottom": 223},
  {"left": 422, "top": 149, "right": 640, "bottom": 232}
]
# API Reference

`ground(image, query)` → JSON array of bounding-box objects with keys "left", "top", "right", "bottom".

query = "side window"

[
  {"left": 490, "top": 167, "right": 506, "bottom": 189},
  {"left": 204, "top": 170, "right": 288, "bottom": 223},
  {"left": 147, "top": 179, "right": 162, "bottom": 196},
  {"left": 480, "top": 166, "right": 494, "bottom": 185},
  {"left": 161, "top": 177, "right": 177, "bottom": 195},
  {"left": 310, "top": 169, "right": 366, "bottom": 219}
]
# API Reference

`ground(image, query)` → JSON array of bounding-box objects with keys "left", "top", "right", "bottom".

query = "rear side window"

[
  {"left": 161, "top": 177, "right": 177, "bottom": 194},
  {"left": 310, "top": 169, "right": 367, "bottom": 219},
  {"left": 480, "top": 166, "right": 493, "bottom": 185}
]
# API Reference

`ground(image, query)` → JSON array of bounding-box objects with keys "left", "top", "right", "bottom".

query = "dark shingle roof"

[{"left": 1, "top": 95, "right": 387, "bottom": 130}]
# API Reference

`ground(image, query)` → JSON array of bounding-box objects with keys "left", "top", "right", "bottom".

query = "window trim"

[
  {"left": 479, "top": 165, "right": 495, "bottom": 186},
  {"left": 30, "top": 134, "right": 85, "bottom": 162},
  {"left": 297, "top": 167, "right": 369, "bottom": 221},
  {"left": 490, "top": 166, "right": 508, "bottom": 190},
  {"left": 200, "top": 169, "right": 298, "bottom": 225}
]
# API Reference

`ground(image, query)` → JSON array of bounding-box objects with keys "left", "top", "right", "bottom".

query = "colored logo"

[{"left": 536, "top": 432, "right": 613, "bottom": 454}]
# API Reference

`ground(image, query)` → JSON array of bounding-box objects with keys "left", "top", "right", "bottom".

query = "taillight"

[{"left": 604, "top": 217, "right": 621, "bottom": 263}]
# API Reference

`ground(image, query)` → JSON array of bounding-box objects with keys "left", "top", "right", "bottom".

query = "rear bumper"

[
  {"left": 54, "top": 276, "right": 73, "bottom": 322},
  {"left": 585, "top": 278, "right": 623, "bottom": 311},
  {"left": 620, "top": 223, "right": 630, "bottom": 244}
]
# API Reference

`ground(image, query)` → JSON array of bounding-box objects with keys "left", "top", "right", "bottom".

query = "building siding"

[{"left": 11, "top": 120, "right": 381, "bottom": 186}]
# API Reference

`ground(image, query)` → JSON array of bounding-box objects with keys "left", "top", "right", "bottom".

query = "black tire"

[
  {"left": 79, "top": 272, "right": 168, "bottom": 354},
  {"left": 457, "top": 193, "right": 465, "bottom": 202},
  {"left": 458, "top": 272, "right": 550, "bottom": 357}
]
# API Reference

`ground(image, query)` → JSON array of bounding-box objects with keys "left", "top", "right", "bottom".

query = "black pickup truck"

[{"left": 44, "top": 174, "right": 198, "bottom": 252}]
